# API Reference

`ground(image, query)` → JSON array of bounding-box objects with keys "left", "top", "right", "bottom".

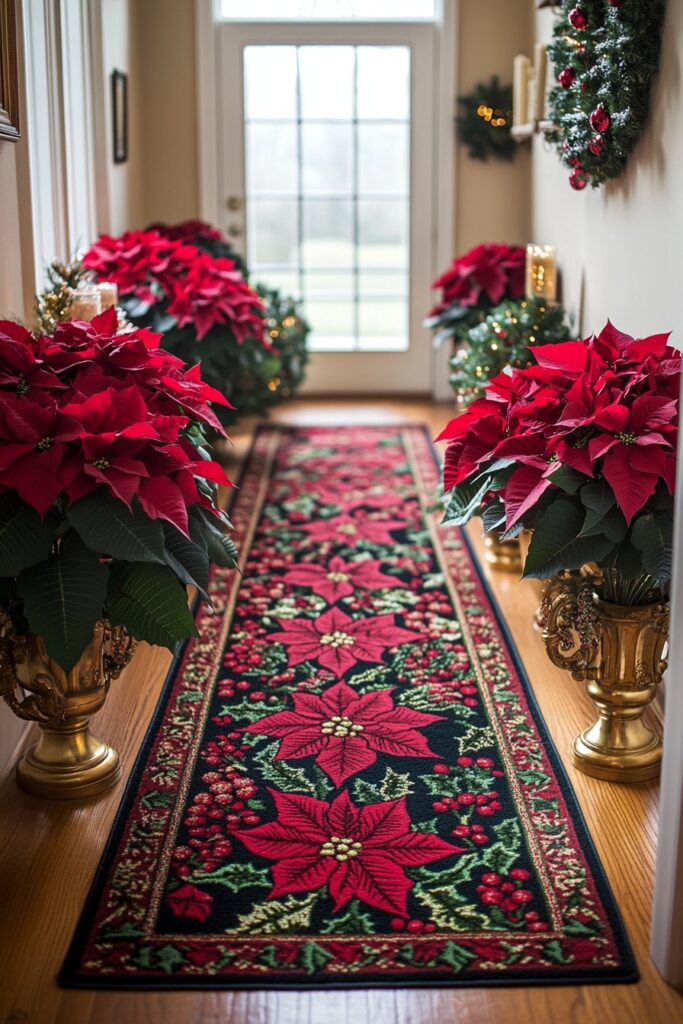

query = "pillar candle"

[
  {"left": 98, "top": 281, "right": 119, "bottom": 311},
  {"left": 525, "top": 244, "right": 557, "bottom": 302},
  {"left": 534, "top": 43, "right": 548, "bottom": 121},
  {"left": 513, "top": 54, "right": 530, "bottom": 127},
  {"left": 68, "top": 287, "right": 102, "bottom": 323}
]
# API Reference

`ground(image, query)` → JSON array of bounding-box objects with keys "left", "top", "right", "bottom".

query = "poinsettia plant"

[
  {"left": 0, "top": 309, "right": 237, "bottom": 671},
  {"left": 438, "top": 322, "right": 679, "bottom": 603},
  {"left": 425, "top": 243, "right": 526, "bottom": 347}
]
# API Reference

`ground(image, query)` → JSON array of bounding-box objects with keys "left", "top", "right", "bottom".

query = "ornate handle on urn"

[
  {"left": 539, "top": 572, "right": 600, "bottom": 682},
  {"left": 0, "top": 619, "right": 66, "bottom": 724}
]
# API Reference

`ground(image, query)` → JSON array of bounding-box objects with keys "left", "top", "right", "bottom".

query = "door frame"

[{"left": 194, "top": 0, "right": 455, "bottom": 398}]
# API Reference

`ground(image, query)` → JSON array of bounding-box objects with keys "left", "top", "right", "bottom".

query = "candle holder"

[
  {"left": 68, "top": 287, "right": 102, "bottom": 323},
  {"left": 525, "top": 244, "right": 557, "bottom": 303},
  {"left": 97, "top": 281, "right": 119, "bottom": 312}
]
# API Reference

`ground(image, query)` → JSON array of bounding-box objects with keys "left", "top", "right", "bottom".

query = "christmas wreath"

[
  {"left": 547, "top": 0, "right": 666, "bottom": 190},
  {"left": 455, "top": 76, "right": 515, "bottom": 163},
  {"left": 450, "top": 297, "right": 575, "bottom": 404}
]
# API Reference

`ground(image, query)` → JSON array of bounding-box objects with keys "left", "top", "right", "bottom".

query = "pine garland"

[
  {"left": 35, "top": 258, "right": 87, "bottom": 334},
  {"left": 450, "top": 297, "right": 574, "bottom": 404},
  {"left": 547, "top": 0, "right": 666, "bottom": 190}
]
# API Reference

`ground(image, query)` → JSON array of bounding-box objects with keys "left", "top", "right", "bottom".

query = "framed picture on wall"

[
  {"left": 0, "top": 0, "right": 20, "bottom": 142},
  {"left": 111, "top": 68, "right": 128, "bottom": 163}
]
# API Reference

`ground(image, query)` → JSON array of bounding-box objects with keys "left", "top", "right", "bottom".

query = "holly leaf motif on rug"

[
  {"left": 319, "top": 899, "right": 376, "bottom": 936},
  {"left": 226, "top": 892, "right": 320, "bottom": 935},
  {"left": 379, "top": 767, "right": 414, "bottom": 801},
  {"left": 298, "top": 941, "right": 334, "bottom": 975},
  {"left": 253, "top": 742, "right": 316, "bottom": 795},
  {"left": 458, "top": 725, "right": 496, "bottom": 756},
  {"left": 413, "top": 885, "right": 491, "bottom": 932},
  {"left": 192, "top": 862, "right": 271, "bottom": 893}
]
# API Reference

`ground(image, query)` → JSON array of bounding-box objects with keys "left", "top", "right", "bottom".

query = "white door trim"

[{"left": 651, "top": 387, "right": 683, "bottom": 987}]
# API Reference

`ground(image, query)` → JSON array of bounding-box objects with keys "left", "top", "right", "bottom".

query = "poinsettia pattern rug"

[{"left": 61, "top": 426, "right": 636, "bottom": 988}]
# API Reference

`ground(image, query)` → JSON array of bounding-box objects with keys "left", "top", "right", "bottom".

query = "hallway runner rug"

[{"left": 61, "top": 425, "right": 636, "bottom": 989}]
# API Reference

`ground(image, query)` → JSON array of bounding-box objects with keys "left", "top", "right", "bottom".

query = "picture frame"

[
  {"left": 111, "top": 68, "right": 128, "bottom": 164},
  {"left": 0, "top": 0, "right": 20, "bottom": 142}
]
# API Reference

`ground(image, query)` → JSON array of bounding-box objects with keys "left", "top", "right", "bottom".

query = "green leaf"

[
  {"left": 0, "top": 493, "right": 58, "bottom": 576},
  {"left": 439, "top": 940, "right": 478, "bottom": 973},
  {"left": 156, "top": 944, "right": 186, "bottom": 975},
  {"left": 493, "top": 818, "right": 523, "bottom": 850},
  {"left": 412, "top": 852, "right": 480, "bottom": 888},
  {"left": 458, "top": 725, "right": 496, "bottom": 755},
  {"left": 107, "top": 562, "right": 198, "bottom": 650},
  {"left": 17, "top": 536, "right": 108, "bottom": 671},
  {"left": 542, "top": 939, "right": 572, "bottom": 965},
  {"left": 253, "top": 741, "right": 316, "bottom": 795},
  {"left": 298, "top": 940, "right": 333, "bottom": 975},
  {"left": 523, "top": 499, "right": 614, "bottom": 579},
  {"left": 191, "top": 508, "right": 238, "bottom": 568},
  {"left": 580, "top": 480, "right": 616, "bottom": 533},
  {"left": 414, "top": 885, "right": 490, "bottom": 931},
  {"left": 481, "top": 501, "right": 507, "bottom": 533},
  {"left": 630, "top": 510, "right": 673, "bottom": 584},
  {"left": 320, "top": 899, "right": 376, "bottom": 936},
  {"left": 228, "top": 892, "right": 318, "bottom": 935},
  {"left": 162, "top": 521, "right": 210, "bottom": 599},
  {"left": 353, "top": 778, "right": 381, "bottom": 803},
  {"left": 379, "top": 766, "right": 414, "bottom": 800},
  {"left": 67, "top": 491, "right": 165, "bottom": 563},
  {"left": 442, "top": 475, "right": 491, "bottom": 527},
  {"left": 193, "top": 861, "right": 271, "bottom": 892},
  {"left": 482, "top": 841, "right": 520, "bottom": 875},
  {"left": 549, "top": 464, "right": 587, "bottom": 494}
]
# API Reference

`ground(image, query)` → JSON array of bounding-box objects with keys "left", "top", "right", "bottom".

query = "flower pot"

[
  {"left": 0, "top": 620, "right": 136, "bottom": 799},
  {"left": 540, "top": 573, "right": 668, "bottom": 782},
  {"left": 482, "top": 529, "right": 523, "bottom": 573}
]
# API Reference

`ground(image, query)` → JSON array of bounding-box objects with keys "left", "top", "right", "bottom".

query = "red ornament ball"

[
  {"left": 558, "top": 67, "right": 576, "bottom": 88},
  {"left": 569, "top": 171, "right": 588, "bottom": 191},
  {"left": 589, "top": 104, "right": 611, "bottom": 133},
  {"left": 569, "top": 6, "right": 588, "bottom": 30},
  {"left": 588, "top": 134, "right": 604, "bottom": 156}
]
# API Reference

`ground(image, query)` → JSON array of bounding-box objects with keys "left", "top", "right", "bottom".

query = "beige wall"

[
  {"left": 0, "top": 146, "right": 25, "bottom": 322},
  {"left": 532, "top": 2, "right": 683, "bottom": 341},
  {"left": 455, "top": 0, "right": 532, "bottom": 254},
  {"left": 135, "top": 0, "right": 199, "bottom": 224},
  {"left": 102, "top": 0, "right": 145, "bottom": 233}
]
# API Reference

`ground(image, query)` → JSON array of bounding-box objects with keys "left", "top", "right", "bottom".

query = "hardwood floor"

[{"left": 0, "top": 398, "right": 681, "bottom": 1024}]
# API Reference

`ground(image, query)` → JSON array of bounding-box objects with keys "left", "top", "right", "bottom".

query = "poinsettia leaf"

[
  {"left": 580, "top": 480, "right": 616, "bottom": 530},
  {"left": 523, "top": 499, "right": 614, "bottom": 579},
  {"left": 17, "top": 535, "right": 108, "bottom": 671},
  {"left": 162, "top": 521, "right": 211, "bottom": 600},
  {"left": 190, "top": 508, "right": 238, "bottom": 568},
  {"left": 107, "top": 562, "right": 198, "bottom": 650},
  {"left": 630, "top": 511, "right": 673, "bottom": 585},
  {"left": 442, "top": 474, "right": 491, "bottom": 526},
  {"left": 481, "top": 501, "right": 506, "bottom": 533},
  {"left": 582, "top": 505, "right": 628, "bottom": 543},
  {"left": 610, "top": 542, "right": 645, "bottom": 580},
  {"left": 548, "top": 463, "right": 588, "bottom": 494},
  {"left": 0, "top": 493, "right": 58, "bottom": 577},
  {"left": 67, "top": 491, "right": 165, "bottom": 563}
]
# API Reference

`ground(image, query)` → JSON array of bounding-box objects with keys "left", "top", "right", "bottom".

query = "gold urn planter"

[
  {"left": 483, "top": 529, "right": 523, "bottom": 574},
  {"left": 540, "top": 573, "right": 668, "bottom": 783},
  {"left": 0, "top": 620, "right": 136, "bottom": 799}
]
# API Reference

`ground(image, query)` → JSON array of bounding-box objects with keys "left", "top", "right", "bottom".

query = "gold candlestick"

[
  {"left": 525, "top": 244, "right": 557, "bottom": 302},
  {"left": 513, "top": 54, "right": 530, "bottom": 127},
  {"left": 68, "top": 287, "right": 102, "bottom": 323},
  {"left": 97, "top": 281, "right": 119, "bottom": 312}
]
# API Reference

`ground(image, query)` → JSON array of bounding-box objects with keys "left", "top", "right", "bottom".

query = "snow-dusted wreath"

[{"left": 547, "top": 0, "right": 666, "bottom": 190}]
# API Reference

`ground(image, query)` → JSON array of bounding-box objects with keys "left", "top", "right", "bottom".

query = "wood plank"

[{"left": 0, "top": 399, "right": 680, "bottom": 1024}]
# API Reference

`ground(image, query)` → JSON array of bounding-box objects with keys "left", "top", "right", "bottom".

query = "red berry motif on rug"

[{"left": 61, "top": 426, "right": 636, "bottom": 988}]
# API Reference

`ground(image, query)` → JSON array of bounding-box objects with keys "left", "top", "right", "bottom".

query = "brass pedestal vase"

[
  {"left": 0, "top": 620, "right": 136, "bottom": 799},
  {"left": 541, "top": 574, "right": 668, "bottom": 782},
  {"left": 483, "top": 529, "right": 523, "bottom": 573}
]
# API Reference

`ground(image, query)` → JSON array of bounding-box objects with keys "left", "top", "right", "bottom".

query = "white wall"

[{"left": 532, "top": 2, "right": 683, "bottom": 342}]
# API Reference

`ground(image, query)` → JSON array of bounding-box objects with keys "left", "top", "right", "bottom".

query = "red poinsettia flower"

[
  {"left": 270, "top": 607, "right": 422, "bottom": 678},
  {"left": 282, "top": 555, "right": 401, "bottom": 603},
  {"left": 147, "top": 219, "right": 223, "bottom": 244},
  {"left": 237, "top": 789, "right": 463, "bottom": 916},
  {"left": 166, "top": 883, "right": 213, "bottom": 923},
  {"left": 83, "top": 230, "right": 195, "bottom": 305},
  {"left": 430, "top": 243, "right": 525, "bottom": 316},
  {"left": 244, "top": 681, "right": 443, "bottom": 786},
  {"left": 166, "top": 252, "right": 266, "bottom": 343},
  {"left": 298, "top": 514, "right": 407, "bottom": 547}
]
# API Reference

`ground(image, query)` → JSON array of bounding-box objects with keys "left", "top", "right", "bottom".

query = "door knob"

[
  {"left": 227, "top": 224, "right": 243, "bottom": 238},
  {"left": 226, "top": 196, "right": 243, "bottom": 211}
]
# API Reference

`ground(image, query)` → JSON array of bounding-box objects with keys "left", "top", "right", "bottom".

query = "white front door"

[{"left": 217, "top": 19, "right": 437, "bottom": 393}]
